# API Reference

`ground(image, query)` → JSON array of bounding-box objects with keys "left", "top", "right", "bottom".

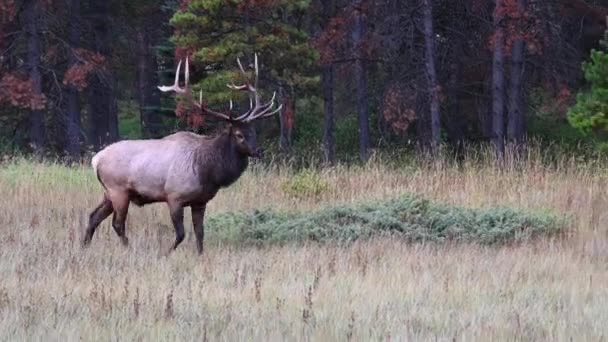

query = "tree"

[
  {"left": 491, "top": 0, "right": 506, "bottom": 159},
  {"left": 568, "top": 28, "right": 608, "bottom": 143},
  {"left": 23, "top": 0, "right": 46, "bottom": 155},
  {"left": 352, "top": 0, "right": 370, "bottom": 161},
  {"left": 65, "top": 0, "right": 82, "bottom": 160},
  {"left": 170, "top": 0, "right": 318, "bottom": 150},
  {"left": 506, "top": 0, "right": 527, "bottom": 145},
  {"left": 87, "top": 0, "right": 119, "bottom": 150},
  {"left": 422, "top": 0, "right": 441, "bottom": 147},
  {"left": 133, "top": 1, "right": 167, "bottom": 138}
]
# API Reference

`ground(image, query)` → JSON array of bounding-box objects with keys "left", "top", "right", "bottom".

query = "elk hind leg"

[{"left": 83, "top": 195, "right": 113, "bottom": 246}]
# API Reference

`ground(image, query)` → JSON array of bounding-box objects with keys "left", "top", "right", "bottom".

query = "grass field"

[{"left": 1, "top": 151, "right": 607, "bottom": 341}]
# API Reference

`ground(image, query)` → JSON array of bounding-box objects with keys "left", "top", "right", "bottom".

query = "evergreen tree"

[
  {"left": 169, "top": 0, "right": 318, "bottom": 147},
  {"left": 568, "top": 29, "right": 608, "bottom": 142}
]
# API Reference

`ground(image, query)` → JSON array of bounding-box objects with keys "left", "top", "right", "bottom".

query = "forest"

[
  {"left": 2, "top": 1, "right": 608, "bottom": 340},
  {"left": 2, "top": 0, "right": 608, "bottom": 163}
]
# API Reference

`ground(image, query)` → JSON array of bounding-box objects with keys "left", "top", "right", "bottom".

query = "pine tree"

[
  {"left": 568, "top": 28, "right": 608, "bottom": 142},
  {"left": 169, "top": 0, "right": 318, "bottom": 148}
]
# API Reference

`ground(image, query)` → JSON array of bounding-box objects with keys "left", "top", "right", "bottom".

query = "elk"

[{"left": 83, "top": 54, "right": 281, "bottom": 255}]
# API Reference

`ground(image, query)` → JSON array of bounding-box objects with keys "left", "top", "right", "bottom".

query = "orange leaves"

[
  {"left": 0, "top": 0, "right": 17, "bottom": 24},
  {"left": 0, "top": 0, "right": 17, "bottom": 47},
  {"left": 382, "top": 83, "right": 417, "bottom": 134},
  {"left": 0, "top": 73, "right": 46, "bottom": 110},
  {"left": 282, "top": 96, "right": 295, "bottom": 131},
  {"left": 62, "top": 48, "right": 106, "bottom": 91},
  {"left": 313, "top": 14, "right": 349, "bottom": 65},
  {"left": 314, "top": 1, "right": 378, "bottom": 65},
  {"left": 539, "top": 83, "right": 573, "bottom": 117},
  {"left": 490, "top": 0, "right": 542, "bottom": 55},
  {"left": 176, "top": 101, "right": 205, "bottom": 129}
]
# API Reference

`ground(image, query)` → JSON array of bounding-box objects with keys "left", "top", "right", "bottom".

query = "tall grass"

[{"left": 0, "top": 145, "right": 607, "bottom": 340}]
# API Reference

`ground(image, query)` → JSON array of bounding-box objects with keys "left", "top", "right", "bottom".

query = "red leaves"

[
  {"left": 313, "top": 1, "right": 378, "bottom": 65},
  {"left": 175, "top": 100, "right": 205, "bottom": 129},
  {"left": 0, "top": 73, "right": 46, "bottom": 110},
  {"left": 490, "top": 0, "right": 542, "bottom": 55},
  {"left": 313, "top": 14, "right": 349, "bottom": 65},
  {"left": 178, "top": 0, "right": 192, "bottom": 10},
  {"left": 0, "top": 0, "right": 17, "bottom": 47},
  {"left": 539, "top": 83, "right": 573, "bottom": 117},
  {"left": 282, "top": 96, "right": 295, "bottom": 131},
  {"left": 63, "top": 48, "right": 106, "bottom": 91},
  {"left": 0, "top": 0, "right": 17, "bottom": 24},
  {"left": 382, "top": 83, "right": 417, "bottom": 134}
]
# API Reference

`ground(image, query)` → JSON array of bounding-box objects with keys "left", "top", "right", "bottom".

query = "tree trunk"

[
  {"left": 87, "top": 0, "right": 118, "bottom": 150},
  {"left": 136, "top": 27, "right": 164, "bottom": 138},
  {"left": 278, "top": 86, "right": 293, "bottom": 152},
  {"left": 65, "top": 0, "right": 81, "bottom": 161},
  {"left": 507, "top": 0, "right": 527, "bottom": 145},
  {"left": 353, "top": 1, "right": 370, "bottom": 161},
  {"left": 24, "top": 0, "right": 45, "bottom": 155},
  {"left": 322, "top": 65, "right": 335, "bottom": 164},
  {"left": 422, "top": 0, "right": 441, "bottom": 148},
  {"left": 492, "top": 0, "right": 506, "bottom": 160}
]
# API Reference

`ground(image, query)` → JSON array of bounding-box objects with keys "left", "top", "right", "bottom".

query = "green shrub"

[
  {"left": 280, "top": 169, "right": 329, "bottom": 200},
  {"left": 567, "top": 29, "right": 608, "bottom": 142},
  {"left": 206, "top": 194, "right": 568, "bottom": 245}
]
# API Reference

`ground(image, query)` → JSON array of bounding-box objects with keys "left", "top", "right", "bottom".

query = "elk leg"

[
  {"left": 83, "top": 195, "right": 113, "bottom": 246},
  {"left": 110, "top": 192, "right": 130, "bottom": 246},
  {"left": 168, "top": 202, "right": 185, "bottom": 252},
  {"left": 191, "top": 205, "right": 206, "bottom": 255}
]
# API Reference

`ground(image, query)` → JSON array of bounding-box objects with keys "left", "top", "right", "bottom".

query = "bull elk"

[{"left": 83, "top": 54, "right": 281, "bottom": 255}]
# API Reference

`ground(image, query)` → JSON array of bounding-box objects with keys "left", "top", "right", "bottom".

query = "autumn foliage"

[
  {"left": 489, "top": 0, "right": 542, "bottom": 54},
  {"left": 382, "top": 83, "right": 417, "bottom": 134},
  {"left": 62, "top": 48, "right": 107, "bottom": 91},
  {"left": 0, "top": 73, "right": 46, "bottom": 110}
]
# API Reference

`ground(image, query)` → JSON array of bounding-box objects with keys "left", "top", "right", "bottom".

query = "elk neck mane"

[{"left": 191, "top": 130, "right": 249, "bottom": 189}]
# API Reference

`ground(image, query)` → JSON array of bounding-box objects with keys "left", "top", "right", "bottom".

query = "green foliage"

[
  {"left": 170, "top": 0, "right": 318, "bottom": 106},
  {"left": 335, "top": 114, "right": 360, "bottom": 157},
  {"left": 291, "top": 96, "right": 323, "bottom": 151},
  {"left": 527, "top": 116, "right": 590, "bottom": 146},
  {"left": 117, "top": 99, "right": 142, "bottom": 139},
  {"left": 206, "top": 194, "right": 567, "bottom": 245},
  {"left": 568, "top": 32, "right": 608, "bottom": 141},
  {"left": 281, "top": 168, "right": 329, "bottom": 199}
]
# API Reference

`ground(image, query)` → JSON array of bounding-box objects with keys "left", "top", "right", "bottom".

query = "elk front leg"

[
  {"left": 191, "top": 205, "right": 206, "bottom": 255},
  {"left": 167, "top": 201, "right": 185, "bottom": 253}
]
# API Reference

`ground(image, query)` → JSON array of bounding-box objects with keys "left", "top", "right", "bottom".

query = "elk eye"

[{"left": 235, "top": 132, "right": 244, "bottom": 140}]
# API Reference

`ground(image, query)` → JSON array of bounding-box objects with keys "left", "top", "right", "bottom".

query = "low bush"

[
  {"left": 206, "top": 194, "right": 568, "bottom": 245},
  {"left": 280, "top": 168, "right": 329, "bottom": 200}
]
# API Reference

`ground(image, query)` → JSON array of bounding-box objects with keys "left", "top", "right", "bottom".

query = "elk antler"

[
  {"left": 158, "top": 54, "right": 282, "bottom": 123},
  {"left": 228, "top": 53, "right": 283, "bottom": 122},
  {"left": 157, "top": 58, "right": 232, "bottom": 121}
]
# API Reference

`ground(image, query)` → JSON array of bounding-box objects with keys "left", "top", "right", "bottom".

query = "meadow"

[{"left": 0, "top": 148, "right": 607, "bottom": 341}]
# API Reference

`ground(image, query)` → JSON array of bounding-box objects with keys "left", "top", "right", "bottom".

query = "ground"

[{"left": 0, "top": 154, "right": 607, "bottom": 340}]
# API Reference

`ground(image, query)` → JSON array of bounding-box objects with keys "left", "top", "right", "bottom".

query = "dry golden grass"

[{"left": 0, "top": 153, "right": 607, "bottom": 341}]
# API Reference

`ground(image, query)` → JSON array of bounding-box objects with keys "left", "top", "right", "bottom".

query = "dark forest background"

[{"left": 2, "top": 0, "right": 608, "bottom": 164}]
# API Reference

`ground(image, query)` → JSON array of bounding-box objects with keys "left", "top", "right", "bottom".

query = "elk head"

[{"left": 158, "top": 54, "right": 282, "bottom": 158}]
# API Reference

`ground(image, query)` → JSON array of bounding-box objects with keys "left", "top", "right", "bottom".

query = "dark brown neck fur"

[{"left": 194, "top": 131, "right": 249, "bottom": 191}]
